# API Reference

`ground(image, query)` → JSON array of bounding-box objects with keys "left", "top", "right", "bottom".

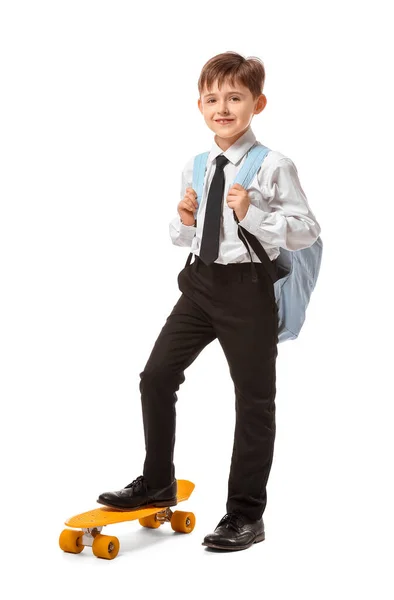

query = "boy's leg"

[
  {"left": 213, "top": 265, "right": 279, "bottom": 522},
  {"left": 139, "top": 279, "right": 216, "bottom": 489}
]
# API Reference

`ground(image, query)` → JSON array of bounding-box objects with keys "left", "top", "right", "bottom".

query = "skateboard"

[{"left": 59, "top": 479, "right": 195, "bottom": 560}]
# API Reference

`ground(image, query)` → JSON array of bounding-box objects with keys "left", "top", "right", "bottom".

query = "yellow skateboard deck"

[{"left": 59, "top": 479, "right": 195, "bottom": 560}]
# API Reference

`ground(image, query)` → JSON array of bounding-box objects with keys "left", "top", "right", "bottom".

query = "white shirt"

[{"left": 169, "top": 127, "right": 321, "bottom": 264}]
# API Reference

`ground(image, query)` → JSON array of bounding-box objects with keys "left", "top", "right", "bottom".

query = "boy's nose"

[{"left": 217, "top": 102, "right": 229, "bottom": 112}]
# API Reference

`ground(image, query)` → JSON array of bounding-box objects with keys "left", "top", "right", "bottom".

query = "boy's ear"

[
  {"left": 254, "top": 94, "right": 267, "bottom": 115},
  {"left": 197, "top": 98, "right": 203, "bottom": 114}
]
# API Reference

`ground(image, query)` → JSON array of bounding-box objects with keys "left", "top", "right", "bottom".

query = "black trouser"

[{"left": 139, "top": 253, "right": 279, "bottom": 521}]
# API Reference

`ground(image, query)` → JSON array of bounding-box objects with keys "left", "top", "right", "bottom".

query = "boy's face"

[{"left": 198, "top": 79, "right": 266, "bottom": 148}]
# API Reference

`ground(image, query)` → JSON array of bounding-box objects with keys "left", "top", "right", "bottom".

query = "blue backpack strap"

[
  {"left": 192, "top": 152, "right": 209, "bottom": 205},
  {"left": 233, "top": 143, "right": 270, "bottom": 188},
  {"left": 231, "top": 144, "right": 279, "bottom": 283},
  {"left": 183, "top": 152, "right": 209, "bottom": 269}
]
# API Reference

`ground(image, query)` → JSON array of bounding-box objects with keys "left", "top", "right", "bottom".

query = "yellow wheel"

[
  {"left": 139, "top": 514, "right": 161, "bottom": 528},
  {"left": 92, "top": 534, "right": 120, "bottom": 560},
  {"left": 59, "top": 529, "right": 84, "bottom": 554},
  {"left": 170, "top": 511, "right": 196, "bottom": 533}
]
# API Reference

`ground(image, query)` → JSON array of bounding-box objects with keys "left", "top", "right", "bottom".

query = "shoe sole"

[
  {"left": 96, "top": 497, "right": 178, "bottom": 511},
  {"left": 201, "top": 532, "right": 265, "bottom": 550}
]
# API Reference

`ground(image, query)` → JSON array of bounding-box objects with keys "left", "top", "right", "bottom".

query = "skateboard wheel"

[
  {"left": 170, "top": 511, "right": 196, "bottom": 533},
  {"left": 92, "top": 534, "right": 120, "bottom": 560},
  {"left": 138, "top": 514, "right": 161, "bottom": 528},
  {"left": 59, "top": 529, "right": 84, "bottom": 554}
]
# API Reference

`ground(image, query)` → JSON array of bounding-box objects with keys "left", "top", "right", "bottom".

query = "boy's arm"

[
  {"left": 169, "top": 155, "right": 197, "bottom": 247},
  {"left": 237, "top": 156, "right": 321, "bottom": 251}
]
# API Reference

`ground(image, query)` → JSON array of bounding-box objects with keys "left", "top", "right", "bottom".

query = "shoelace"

[
  {"left": 217, "top": 512, "right": 245, "bottom": 532},
  {"left": 124, "top": 475, "right": 146, "bottom": 491}
]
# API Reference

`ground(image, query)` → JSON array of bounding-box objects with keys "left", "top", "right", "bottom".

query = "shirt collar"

[{"left": 208, "top": 127, "right": 257, "bottom": 166}]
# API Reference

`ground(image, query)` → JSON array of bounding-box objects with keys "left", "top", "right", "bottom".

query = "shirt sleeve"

[
  {"left": 237, "top": 156, "right": 321, "bottom": 251},
  {"left": 169, "top": 155, "right": 197, "bottom": 247}
]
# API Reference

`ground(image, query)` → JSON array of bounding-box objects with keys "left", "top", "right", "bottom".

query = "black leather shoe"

[
  {"left": 202, "top": 511, "right": 265, "bottom": 551},
  {"left": 96, "top": 475, "right": 178, "bottom": 511}
]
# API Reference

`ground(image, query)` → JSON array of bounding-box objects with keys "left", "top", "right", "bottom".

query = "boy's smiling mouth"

[{"left": 215, "top": 119, "right": 234, "bottom": 124}]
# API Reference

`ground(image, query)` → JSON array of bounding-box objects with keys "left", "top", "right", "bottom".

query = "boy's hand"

[
  {"left": 178, "top": 187, "right": 198, "bottom": 226},
  {"left": 226, "top": 184, "right": 251, "bottom": 221}
]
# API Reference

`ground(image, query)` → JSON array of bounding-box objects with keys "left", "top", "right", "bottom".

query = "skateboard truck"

[
  {"left": 153, "top": 506, "right": 192, "bottom": 527},
  {"left": 80, "top": 527, "right": 103, "bottom": 548},
  {"left": 154, "top": 507, "right": 172, "bottom": 523}
]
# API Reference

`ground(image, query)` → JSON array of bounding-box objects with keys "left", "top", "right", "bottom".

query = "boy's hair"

[{"left": 198, "top": 51, "right": 265, "bottom": 101}]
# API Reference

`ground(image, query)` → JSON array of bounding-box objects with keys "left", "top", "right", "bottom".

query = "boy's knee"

[{"left": 139, "top": 367, "right": 185, "bottom": 392}]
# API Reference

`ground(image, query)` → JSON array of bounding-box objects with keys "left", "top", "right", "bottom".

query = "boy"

[{"left": 97, "top": 51, "right": 321, "bottom": 551}]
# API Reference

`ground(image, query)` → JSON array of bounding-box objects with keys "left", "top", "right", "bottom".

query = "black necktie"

[{"left": 199, "top": 154, "right": 229, "bottom": 265}]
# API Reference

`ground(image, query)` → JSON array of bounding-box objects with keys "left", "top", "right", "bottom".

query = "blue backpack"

[{"left": 187, "top": 142, "right": 323, "bottom": 343}]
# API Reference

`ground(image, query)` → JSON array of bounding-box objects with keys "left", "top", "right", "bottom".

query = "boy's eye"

[{"left": 207, "top": 97, "right": 240, "bottom": 103}]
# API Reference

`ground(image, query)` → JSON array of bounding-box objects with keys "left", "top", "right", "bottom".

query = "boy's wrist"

[{"left": 180, "top": 217, "right": 196, "bottom": 227}]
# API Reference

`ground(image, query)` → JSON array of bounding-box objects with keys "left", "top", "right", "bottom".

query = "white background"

[{"left": 1, "top": 0, "right": 393, "bottom": 598}]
